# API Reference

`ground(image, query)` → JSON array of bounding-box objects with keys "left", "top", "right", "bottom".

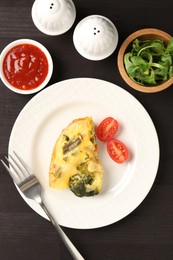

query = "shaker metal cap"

[
  {"left": 73, "top": 15, "right": 118, "bottom": 60},
  {"left": 32, "top": 0, "right": 76, "bottom": 36}
]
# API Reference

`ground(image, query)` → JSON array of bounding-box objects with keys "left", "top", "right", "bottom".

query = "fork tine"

[
  {"left": 1, "top": 151, "right": 32, "bottom": 185},
  {"left": 13, "top": 151, "right": 32, "bottom": 177},
  {"left": 5, "top": 155, "right": 25, "bottom": 182},
  {"left": 9, "top": 152, "right": 30, "bottom": 179},
  {"left": 1, "top": 158, "right": 21, "bottom": 184}
]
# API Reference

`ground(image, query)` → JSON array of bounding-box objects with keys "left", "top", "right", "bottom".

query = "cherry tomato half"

[
  {"left": 107, "top": 139, "right": 128, "bottom": 164},
  {"left": 96, "top": 117, "right": 119, "bottom": 142}
]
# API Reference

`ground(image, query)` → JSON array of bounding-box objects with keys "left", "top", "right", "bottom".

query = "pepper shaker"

[{"left": 73, "top": 15, "right": 118, "bottom": 60}]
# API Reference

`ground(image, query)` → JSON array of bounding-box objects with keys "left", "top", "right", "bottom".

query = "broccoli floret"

[
  {"left": 76, "top": 161, "right": 89, "bottom": 174},
  {"left": 69, "top": 173, "right": 99, "bottom": 197}
]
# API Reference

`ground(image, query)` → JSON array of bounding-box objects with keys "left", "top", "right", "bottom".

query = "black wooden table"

[{"left": 0, "top": 0, "right": 173, "bottom": 259}]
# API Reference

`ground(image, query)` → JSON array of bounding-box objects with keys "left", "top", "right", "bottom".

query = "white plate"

[{"left": 9, "top": 78, "right": 159, "bottom": 229}]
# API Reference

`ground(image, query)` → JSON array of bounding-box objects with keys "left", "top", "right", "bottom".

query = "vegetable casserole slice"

[{"left": 49, "top": 117, "right": 103, "bottom": 197}]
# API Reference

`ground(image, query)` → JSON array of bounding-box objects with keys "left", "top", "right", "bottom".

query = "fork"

[{"left": 1, "top": 151, "right": 85, "bottom": 260}]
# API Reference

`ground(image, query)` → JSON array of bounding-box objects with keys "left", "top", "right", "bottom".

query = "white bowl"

[
  {"left": 73, "top": 15, "right": 118, "bottom": 60},
  {"left": 0, "top": 39, "right": 53, "bottom": 94}
]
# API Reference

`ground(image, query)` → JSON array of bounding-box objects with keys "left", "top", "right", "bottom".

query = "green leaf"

[
  {"left": 124, "top": 53, "right": 133, "bottom": 71},
  {"left": 126, "top": 65, "right": 139, "bottom": 78},
  {"left": 137, "top": 68, "right": 156, "bottom": 85},
  {"left": 169, "top": 65, "right": 173, "bottom": 78},
  {"left": 143, "top": 69, "right": 156, "bottom": 84},
  {"left": 137, "top": 41, "right": 165, "bottom": 57},
  {"left": 141, "top": 51, "right": 153, "bottom": 63},
  {"left": 131, "top": 39, "right": 141, "bottom": 54},
  {"left": 160, "top": 53, "right": 172, "bottom": 66},
  {"left": 166, "top": 37, "right": 173, "bottom": 54},
  {"left": 130, "top": 56, "right": 148, "bottom": 66}
]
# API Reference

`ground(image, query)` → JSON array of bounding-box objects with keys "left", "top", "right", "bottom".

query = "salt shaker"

[{"left": 32, "top": 0, "right": 76, "bottom": 36}]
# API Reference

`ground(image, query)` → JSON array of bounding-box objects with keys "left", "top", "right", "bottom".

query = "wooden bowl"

[{"left": 117, "top": 28, "right": 173, "bottom": 93}]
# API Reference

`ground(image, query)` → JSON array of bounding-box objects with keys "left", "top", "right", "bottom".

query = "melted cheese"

[{"left": 49, "top": 117, "right": 103, "bottom": 192}]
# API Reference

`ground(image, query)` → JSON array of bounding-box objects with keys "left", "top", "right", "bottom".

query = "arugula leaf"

[
  {"left": 140, "top": 69, "right": 156, "bottom": 85},
  {"left": 137, "top": 41, "right": 165, "bottom": 56},
  {"left": 169, "top": 65, "right": 173, "bottom": 78},
  {"left": 141, "top": 51, "right": 153, "bottom": 64},
  {"left": 124, "top": 53, "right": 133, "bottom": 72},
  {"left": 131, "top": 39, "right": 141, "bottom": 54},
  {"left": 131, "top": 56, "right": 148, "bottom": 66},
  {"left": 166, "top": 37, "right": 173, "bottom": 54}
]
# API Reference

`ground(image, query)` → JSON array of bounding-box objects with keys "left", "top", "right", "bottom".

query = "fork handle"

[{"left": 40, "top": 202, "right": 85, "bottom": 260}]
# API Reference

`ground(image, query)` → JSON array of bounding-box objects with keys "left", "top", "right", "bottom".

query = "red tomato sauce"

[{"left": 3, "top": 43, "right": 48, "bottom": 90}]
